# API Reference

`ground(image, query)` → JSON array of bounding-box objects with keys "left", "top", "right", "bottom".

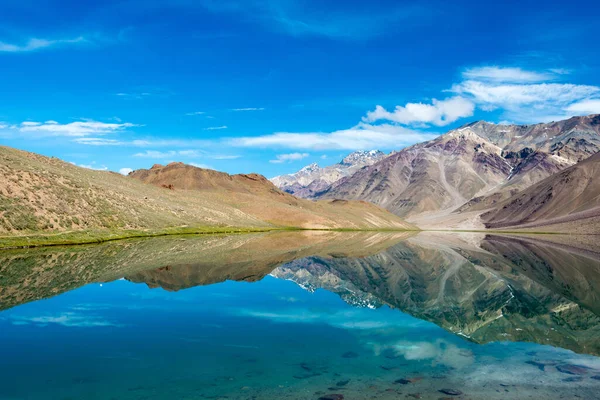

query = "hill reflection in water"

[{"left": 1, "top": 231, "right": 599, "bottom": 399}]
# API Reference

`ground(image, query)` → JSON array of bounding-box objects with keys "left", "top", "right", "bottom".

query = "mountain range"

[
  {"left": 270, "top": 150, "right": 386, "bottom": 198},
  {"left": 0, "top": 146, "right": 414, "bottom": 247},
  {"left": 272, "top": 114, "right": 600, "bottom": 232},
  {"left": 2, "top": 114, "right": 600, "bottom": 242}
]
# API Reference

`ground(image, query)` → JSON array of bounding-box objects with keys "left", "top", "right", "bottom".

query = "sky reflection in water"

[{"left": 0, "top": 232, "right": 599, "bottom": 399}]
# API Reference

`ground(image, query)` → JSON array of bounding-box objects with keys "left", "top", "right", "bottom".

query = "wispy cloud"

[
  {"left": 566, "top": 99, "right": 600, "bottom": 115},
  {"left": 204, "top": 125, "right": 228, "bottom": 130},
  {"left": 19, "top": 120, "right": 138, "bottom": 137},
  {"left": 211, "top": 155, "right": 241, "bottom": 160},
  {"left": 73, "top": 138, "right": 124, "bottom": 146},
  {"left": 75, "top": 162, "right": 108, "bottom": 171},
  {"left": 269, "top": 152, "right": 309, "bottom": 163},
  {"left": 363, "top": 97, "right": 475, "bottom": 127},
  {"left": 116, "top": 92, "right": 152, "bottom": 99},
  {"left": 10, "top": 312, "right": 122, "bottom": 328},
  {"left": 0, "top": 36, "right": 87, "bottom": 53},
  {"left": 461, "top": 66, "right": 561, "bottom": 83},
  {"left": 115, "top": 87, "right": 173, "bottom": 100},
  {"left": 186, "top": 111, "right": 206, "bottom": 116},
  {"left": 230, "top": 122, "right": 438, "bottom": 151},
  {"left": 451, "top": 79, "right": 600, "bottom": 122},
  {"left": 190, "top": 162, "right": 213, "bottom": 169},
  {"left": 197, "top": 0, "right": 430, "bottom": 40},
  {"left": 231, "top": 107, "right": 265, "bottom": 111},
  {"left": 133, "top": 149, "right": 200, "bottom": 158}
]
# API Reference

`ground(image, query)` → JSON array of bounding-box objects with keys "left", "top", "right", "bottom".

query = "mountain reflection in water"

[{"left": 1, "top": 231, "right": 599, "bottom": 399}]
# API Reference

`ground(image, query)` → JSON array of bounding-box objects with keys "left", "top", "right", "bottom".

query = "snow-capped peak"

[
  {"left": 299, "top": 162, "right": 320, "bottom": 174},
  {"left": 341, "top": 150, "right": 385, "bottom": 166}
]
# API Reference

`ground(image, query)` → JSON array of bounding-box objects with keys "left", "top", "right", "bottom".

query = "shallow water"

[{"left": 0, "top": 231, "right": 599, "bottom": 399}]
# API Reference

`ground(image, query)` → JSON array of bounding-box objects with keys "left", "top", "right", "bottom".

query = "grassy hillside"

[{"left": 0, "top": 146, "right": 415, "bottom": 247}]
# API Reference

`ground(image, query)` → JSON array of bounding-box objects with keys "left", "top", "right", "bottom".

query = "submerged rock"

[
  {"left": 525, "top": 360, "right": 547, "bottom": 371},
  {"left": 395, "top": 377, "right": 422, "bottom": 385},
  {"left": 294, "top": 372, "right": 322, "bottom": 379},
  {"left": 341, "top": 351, "right": 359, "bottom": 359},
  {"left": 438, "top": 389, "right": 463, "bottom": 396},
  {"left": 336, "top": 380, "right": 350, "bottom": 387},
  {"left": 318, "top": 394, "right": 344, "bottom": 400},
  {"left": 556, "top": 364, "right": 590, "bottom": 375}
]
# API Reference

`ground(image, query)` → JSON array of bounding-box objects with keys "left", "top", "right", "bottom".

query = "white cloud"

[
  {"left": 230, "top": 122, "right": 438, "bottom": 151},
  {"left": 452, "top": 81, "right": 600, "bottom": 108},
  {"left": 0, "top": 36, "right": 87, "bottom": 52},
  {"left": 186, "top": 111, "right": 206, "bottom": 116},
  {"left": 116, "top": 92, "right": 151, "bottom": 99},
  {"left": 269, "top": 152, "right": 310, "bottom": 163},
  {"left": 190, "top": 162, "right": 214, "bottom": 169},
  {"left": 73, "top": 138, "right": 124, "bottom": 146},
  {"left": 133, "top": 149, "right": 200, "bottom": 158},
  {"left": 204, "top": 125, "right": 228, "bottom": 130},
  {"left": 119, "top": 168, "right": 133, "bottom": 175},
  {"left": 79, "top": 164, "right": 108, "bottom": 171},
  {"left": 566, "top": 99, "right": 600, "bottom": 115},
  {"left": 462, "top": 66, "right": 557, "bottom": 83},
  {"left": 363, "top": 97, "right": 475, "bottom": 127},
  {"left": 211, "top": 155, "right": 241, "bottom": 160},
  {"left": 231, "top": 107, "right": 265, "bottom": 111},
  {"left": 71, "top": 161, "right": 108, "bottom": 171},
  {"left": 19, "top": 120, "right": 137, "bottom": 137},
  {"left": 451, "top": 79, "right": 600, "bottom": 122}
]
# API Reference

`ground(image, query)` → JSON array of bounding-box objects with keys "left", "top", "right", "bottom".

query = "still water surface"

[{"left": 0, "top": 231, "right": 599, "bottom": 399}]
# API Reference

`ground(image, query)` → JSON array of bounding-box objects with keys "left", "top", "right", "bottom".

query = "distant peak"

[
  {"left": 341, "top": 150, "right": 385, "bottom": 165},
  {"left": 299, "top": 162, "right": 320, "bottom": 173},
  {"left": 456, "top": 120, "right": 493, "bottom": 130}
]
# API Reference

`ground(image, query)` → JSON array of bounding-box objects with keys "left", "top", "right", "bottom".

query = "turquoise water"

[{"left": 1, "top": 232, "right": 599, "bottom": 399}]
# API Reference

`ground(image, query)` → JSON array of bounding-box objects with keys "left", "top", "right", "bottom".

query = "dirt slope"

[{"left": 482, "top": 151, "right": 600, "bottom": 232}]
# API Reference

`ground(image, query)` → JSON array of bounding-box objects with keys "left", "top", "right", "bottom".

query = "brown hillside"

[
  {"left": 482, "top": 151, "right": 600, "bottom": 233},
  {"left": 0, "top": 146, "right": 414, "bottom": 244}
]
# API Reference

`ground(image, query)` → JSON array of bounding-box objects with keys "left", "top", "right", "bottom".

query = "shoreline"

[{"left": 1, "top": 225, "right": 595, "bottom": 250}]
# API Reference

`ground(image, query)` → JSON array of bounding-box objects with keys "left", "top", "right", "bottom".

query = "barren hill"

[
  {"left": 318, "top": 115, "right": 600, "bottom": 226},
  {"left": 481, "top": 151, "right": 600, "bottom": 233},
  {"left": 0, "top": 146, "right": 414, "bottom": 246}
]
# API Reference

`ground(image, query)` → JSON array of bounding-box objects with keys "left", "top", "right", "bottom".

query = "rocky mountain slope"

[
  {"left": 270, "top": 150, "right": 386, "bottom": 198},
  {"left": 0, "top": 146, "right": 414, "bottom": 245},
  {"left": 481, "top": 151, "right": 600, "bottom": 233},
  {"left": 318, "top": 115, "right": 600, "bottom": 224}
]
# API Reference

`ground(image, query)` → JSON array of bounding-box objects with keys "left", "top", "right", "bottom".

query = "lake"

[{"left": 0, "top": 231, "right": 599, "bottom": 399}]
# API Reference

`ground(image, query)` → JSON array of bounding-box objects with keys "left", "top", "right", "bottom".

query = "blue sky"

[{"left": 1, "top": 0, "right": 599, "bottom": 177}]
